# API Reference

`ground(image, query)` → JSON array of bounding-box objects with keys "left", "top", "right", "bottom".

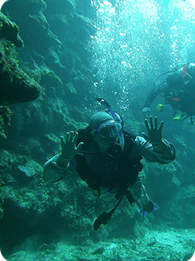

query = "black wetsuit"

[{"left": 75, "top": 127, "right": 143, "bottom": 196}]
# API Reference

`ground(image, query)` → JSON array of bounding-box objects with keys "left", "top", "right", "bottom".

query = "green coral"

[
  {"left": 0, "top": 12, "right": 24, "bottom": 47},
  {"left": 0, "top": 39, "right": 42, "bottom": 105},
  {"left": 0, "top": 175, "right": 5, "bottom": 217},
  {"left": 0, "top": 14, "right": 41, "bottom": 106},
  {"left": 0, "top": 38, "right": 19, "bottom": 68},
  {"left": 0, "top": 106, "right": 12, "bottom": 139}
]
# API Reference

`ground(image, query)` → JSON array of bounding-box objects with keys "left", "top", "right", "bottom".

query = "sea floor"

[{"left": 5, "top": 228, "right": 195, "bottom": 261}]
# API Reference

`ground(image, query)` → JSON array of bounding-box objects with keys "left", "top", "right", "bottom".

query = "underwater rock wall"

[
  {"left": 0, "top": 0, "right": 99, "bottom": 254},
  {"left": 0, "top": 12, "right": 42, "bottom": 138}
]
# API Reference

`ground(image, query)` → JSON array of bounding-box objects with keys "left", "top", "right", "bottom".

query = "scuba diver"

[
  {"left": 142, "top": 63, "right": 195, "bottom": 125},
  {"left": 43, "top": 98, "right": 175, "bottom": 230}
]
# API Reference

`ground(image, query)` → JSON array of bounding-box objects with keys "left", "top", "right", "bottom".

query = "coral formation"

[
  {"left": 0, "top": 106, "right": 12, "bottom": 139},
  {"left": 0, "top": 39, "right": 41, "bottom": 105},
  {"left": 0, "top": 12, "right": 42, "bottom": 137},
  {"left": 0, "top": 12, "right": 42, "bottom": 105},
  {"left": 0, "top": 175, "right": 5, "bottom": 218},
  {"left": 0, "top": 12, "right": 23, "bottom": 47}
]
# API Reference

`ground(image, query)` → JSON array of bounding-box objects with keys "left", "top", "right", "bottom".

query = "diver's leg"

[
  {"left": 129, "top": 174, "right": 149, "bottom": 204},
  {"left": 130, "top": 174, "right": 159, "bottom": 216}
]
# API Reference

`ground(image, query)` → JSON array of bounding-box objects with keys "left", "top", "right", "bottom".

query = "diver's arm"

[
  {"left": 185, "top": 63, "right": 195, "bottom": 79},
  {"left": 144, "top": 88, "right": 158, "bottom": 108},
  {"left": 144, "top": 82, "right": 166, "bottom": 108},
  {"left": 43, "top": 131, "right": 83, "bottom": 183},
  {"left": 43, "top": 155, "right": 76, "bottom": 183},
  {"left": 137, "top": 116, "right": 176, "bottom": 163},
  {"left": 135, "top": 136, "right": 175, "bottom": 164}
]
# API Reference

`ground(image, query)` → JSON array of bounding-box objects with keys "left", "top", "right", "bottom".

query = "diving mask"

[{"left": 94, "top": 121, "right": 122, "bottom": 139}]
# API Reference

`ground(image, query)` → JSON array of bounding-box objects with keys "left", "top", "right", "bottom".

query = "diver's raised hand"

[
  {"left": 60, "top": 131, "right": 84, "bottom": 159},
  {"left": 142, "top": 116, "right": 164, "bottom": 145}
]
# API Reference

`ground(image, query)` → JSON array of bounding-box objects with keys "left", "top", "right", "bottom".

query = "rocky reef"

[
  {"left": 0, "top": 0, "right": 96, "bottom": 255},
  {"left": 0, "top": 12, "right": 42, "bottom": 138},
  {"left": 0, "top": 12, "right": 23, "bottom": 47},
  {"left": 0, "top": 12, "right": 42, "bottom": 105}
]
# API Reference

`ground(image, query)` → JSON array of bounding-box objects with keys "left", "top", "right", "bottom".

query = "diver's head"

[
  {"left": 89, "top": 111, "right": 123, "bottom": 150},
  {"left": 166, "top": 72, "right": 184, "bottom": 94}
]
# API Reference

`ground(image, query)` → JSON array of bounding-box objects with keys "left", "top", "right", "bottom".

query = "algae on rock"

[{"left": 0, "top": 13, "right": 43, "bottom": 137}]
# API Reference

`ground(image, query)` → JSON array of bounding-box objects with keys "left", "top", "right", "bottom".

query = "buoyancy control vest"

[{"left": 75, "top": 126, "right": 143, "bottom": 192}]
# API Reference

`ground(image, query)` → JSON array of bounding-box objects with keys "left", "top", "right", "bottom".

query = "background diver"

[{"left": 142, "top": 63, "right": 195, "bottom": 125}]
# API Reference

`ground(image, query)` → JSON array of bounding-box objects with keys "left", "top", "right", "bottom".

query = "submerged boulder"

[
  {"left": 0, "top": 12, "right": 23, "bottom": 47},
  {"left": 0, "top": 13, "right": 42, "bottom": 138},
  {"left": 0, "top": 62, "right": 41, "bottom": 105},
  {"left": 0, "top": 13, "right": 42, "bottom": 105}
]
